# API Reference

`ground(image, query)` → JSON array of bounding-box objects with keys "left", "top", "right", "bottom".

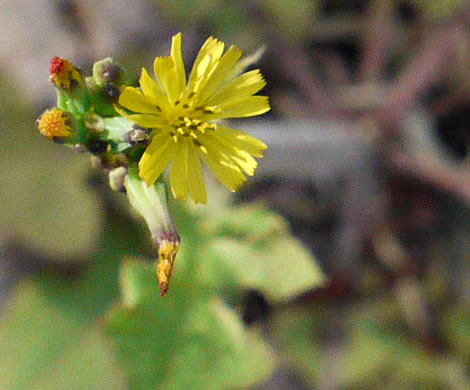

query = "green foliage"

[
  {"left": 269, "top": 297, "right": 470, "bottom": 390},
  {"left": 105, "top": 200, "right": 324, "bottom": 389},
  {"left": 197, "top": 204, "right": 325, "bottom": 300},
  {"left": 0, "top": 206, "right": 145, "bottom": 389},
  {"left": 269, "top": 306, "right": 323, "bottom": 386},
  {"left": 106, "top": 259, "right": 275, "bottom": 390},
  {"left": 0, "top": 182, "right": 323, "bottom": 389}
]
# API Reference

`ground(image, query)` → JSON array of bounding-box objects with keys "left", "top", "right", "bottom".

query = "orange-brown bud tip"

[
  {"left": 156, "top": 236, "right": 180, "bottom": 297},
  {"left": 159, "top": 282, "right": 169, "bottom": 296},
  {"left": 49, "top": 56, "right": 83, "bottom": 89}
]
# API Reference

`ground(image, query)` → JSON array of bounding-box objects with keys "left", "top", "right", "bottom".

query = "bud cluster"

[{"left": 38, "top": 56, "right": 180, "bottom": 296}]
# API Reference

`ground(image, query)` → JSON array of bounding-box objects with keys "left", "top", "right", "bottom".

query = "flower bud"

[
  {"left": 49, "top": 57, "right": 84, "bottom": 90},
  {"left": 84, "top": 113, "right": 105, "bottom": 133},
  {"left": 128, "top": 127, "right": 150, "bottom": 145},
  {"left": 92, "top": 57, "right": 128, "bottom": 86},
  {"left": 100, "top": 84, "right": 121, "bottom": 104},
  {"left": 36, "top": 108, "right": 74, "bottom": 141},
  {"left": 109, "top": 166, "right": 127, "bottom": 192}
]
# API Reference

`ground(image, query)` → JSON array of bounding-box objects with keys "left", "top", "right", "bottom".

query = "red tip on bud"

[
  {"left": 49, "top": 56, "right": 83, "bottom": 90},
  {"left": 50, "top": 56, "right": 65, "bottom": 77}
]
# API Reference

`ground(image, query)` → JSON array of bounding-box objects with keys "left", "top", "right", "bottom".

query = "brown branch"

[
  {"left": 359, "top": 0, "right": 394, "bottom": 82},
  {"left": 390, "top": 149, "right": 470, "bottom": 205},
  {"left": 375, "top": 24, "right": 462, "bottom": 128}
]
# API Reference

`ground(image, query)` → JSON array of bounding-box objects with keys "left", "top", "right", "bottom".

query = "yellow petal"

[
  {"left": 198, "top": 138, "right": 247, "bottom": 191},
  {"left": 186, "top": 140, "right": 207, "bottom": 203},
  {"left": 114, "top": 106, "right": 167, "bottom": 128},
  {"left": 169, "top": 137, "right": 207, "bottom": 203},
  {"left": 187, "top": 37, "right": 224, "bottom": 94},
  {"left": 170, "top": 33, "right": 186, "bottom": 96},
  {"left": 202, "top": 132, "right": 258, "bottom": 176},
  {"left": 189, "top": 55, "right": 211, "bottom": 94},
  {"left": 119, "top": 87, "right": 161, "bottom": 114},
  {"left": 139, "top": 67, "right": 168, "bottom": 107},
  {"left": 205, "top": 70, "right": 266, "bottom": 107},
  {"left": 170, "top": 137, "right": 188, "bottom": 201},
  {"left": 227, "top": 46, "right": 266, "bottom": 80},
  {"left": 215, "top": 125, "right": 267, "bottom": 158},
  {"left": 154, "top": 57, "right": 181, "bottom": 104},
  {"left": 139, "top": 132, "right": 175, "bottom": 185},
  {"left": 212, "top": 96, "right": 270, "bottom": 119},
  {"left": 197, "top": 45, "right": 243, "bottom": 103}
]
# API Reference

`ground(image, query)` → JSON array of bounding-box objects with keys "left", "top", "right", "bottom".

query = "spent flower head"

[{"left": 117, "top": 33, "right": 269, "bottom": 204}]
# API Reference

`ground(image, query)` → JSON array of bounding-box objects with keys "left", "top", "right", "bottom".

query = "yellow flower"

[
  {"left": 118, "top": 33, "right": 269, "bottom": 204},
  {"left": 36, "top": 108, "right": 74, "bottom": 140}
]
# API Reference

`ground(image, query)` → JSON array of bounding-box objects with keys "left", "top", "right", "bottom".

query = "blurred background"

[{"left": 1, "top": 0, "right": 470, "bottom": 389}]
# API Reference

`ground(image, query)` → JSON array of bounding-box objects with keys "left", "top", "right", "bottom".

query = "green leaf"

[
  {"left": 201, "top": 204, "right": 289, "bottom": 239},
  {"left": 202, "top": 236, "right": 324, "bottom": 301},
  {"left": 198, "top": 204, "right": 325, "bottom": 301},
  {"left": 339, "top": 320, "right": 397, "bottom": 386},
  {"left": 0, "top": 207, "right": 147, "bottom": 389},
  {"left": 105, "top": 200, "right": 322, "bottom": 389},
  {"left": 0, "top": 282, "right": 125, "bottom": 390},
  {"left": 268, "top": 307, "right": 323, "bottom": 386},
  {"left": 106, "top": 259, "right": 276, "bottom": 390}
]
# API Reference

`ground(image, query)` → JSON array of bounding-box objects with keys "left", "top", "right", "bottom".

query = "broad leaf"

[
  {"left": 106, "top": 259, "right": 276, "bottom": 390},
  {"left": 0, "top": 208, "right": 146, "bottom": 389}
]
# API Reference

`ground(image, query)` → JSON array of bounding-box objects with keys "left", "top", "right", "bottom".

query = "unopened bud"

[
  {"left": 85, "top": 76, "right": 97, "bottom": 92},
  {"left": 49, "top": 57, "right": 84, "bottom": 90},
  {"left": 84, "top": 113, "right": 105, "bottom": 133},
  {"left": 92, "top": 57, "right": 128, "bottom": 86},
  {"left": 128, "top": 127, "right": 150, "bottom": 144},
  {"left": 100, "top": 84, "right": 121, "bottom": 103},
  {"left": 109, "top": 166, "right": 127, "bottom": 192}
]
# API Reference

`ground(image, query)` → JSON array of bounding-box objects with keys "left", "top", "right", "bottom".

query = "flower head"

[
  {"left": 36, "top": 107, "right": 74, "bottom": 140},
  {"left": 118, "top": 33, "right": 269, "bottom": 204},
  {"left": 49, "top": 56, "right": 84, "bottom": 90}
]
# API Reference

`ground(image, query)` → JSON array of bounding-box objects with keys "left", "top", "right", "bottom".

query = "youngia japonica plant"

[{"left": 0, "top": 34, "right": 324, "bottom": 389}]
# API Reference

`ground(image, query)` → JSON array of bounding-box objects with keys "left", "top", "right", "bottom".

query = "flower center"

[{"left": 170, "top": 116, "right": 216, "bottom": 141}]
